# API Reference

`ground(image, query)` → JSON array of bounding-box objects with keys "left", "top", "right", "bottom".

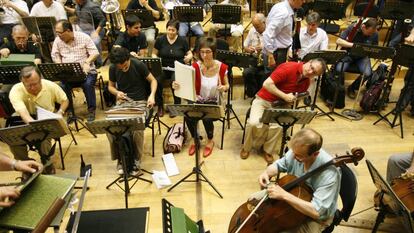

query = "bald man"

[
  {"left": 0, "top": 25, "right": 42, "bottom": 65},
  {"left": 243, "top": 13, "right": 266, "bottom": 97}
]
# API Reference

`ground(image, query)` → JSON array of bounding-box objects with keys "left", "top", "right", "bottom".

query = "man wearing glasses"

[
  {"left": 8, "top": 66, "right": 69, "bottom": 174},
  {"left": 240, "top": 58, "right": 326, "bottom": 164},
  {"left": 51, "top": 19, "right": 99, "bottom": 122}
]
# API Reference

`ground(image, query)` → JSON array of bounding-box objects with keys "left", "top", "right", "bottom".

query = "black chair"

[{"left": 322, "top": 164, "right": 358, "bottom": 233}]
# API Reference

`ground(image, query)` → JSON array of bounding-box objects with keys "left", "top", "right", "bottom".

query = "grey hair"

[
  {"left": 19, "top": 66, "right": 42, "bottom": 80},
  {"left": 12, "top": 24, "right": 29, "bottom": 36},
  {"left": 305, "top": 12, "right": 321, "bottom": 25}
]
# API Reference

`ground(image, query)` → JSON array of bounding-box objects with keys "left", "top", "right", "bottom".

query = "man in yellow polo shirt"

[{"left": 8, "top": 66, "right": 69, "bottom": 174}]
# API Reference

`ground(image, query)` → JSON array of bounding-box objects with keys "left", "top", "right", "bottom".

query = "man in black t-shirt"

[
  {"left": 335, "top": 18, "right": 379, "bottom": 98},
  {"left": 107, "top": 47, "right": 157, "bottom": 175},
  {"left": 114, "top": 15, "right": 148, "bottom": 58},
  {"left": 126, "top": 0, "right": 163, "bottom": 56},
  {"left": 0, "top": 25, "right": 42, "bottom": 65}
]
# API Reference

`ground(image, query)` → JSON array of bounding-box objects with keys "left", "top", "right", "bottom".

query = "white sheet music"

[
  {"left": 151, "top": 170, "right": 172, "bottom": 189},
  {"left": 174, "top": 61, "right": 196, "bottom": 101},
  {"left": 36, "top": 106, "right": 62, "bottom": 120},
  {"left": 162, "top": 153, "right": 180, "bottom": 176}
]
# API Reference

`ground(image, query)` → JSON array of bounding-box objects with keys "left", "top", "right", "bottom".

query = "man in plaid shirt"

[{"left": 51, "top": 19, "right": 99, "bottom": 121}]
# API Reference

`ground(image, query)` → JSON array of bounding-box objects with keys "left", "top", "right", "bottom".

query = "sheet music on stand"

[
  {"left": 261, "top": 109, "right": 316, "bottom": 125},
  {"left": 86, "top": 117, "right": 145, "bottom": 135},
  {"left": 0, "top": 118, "right": 69, "bottom": 146},
  {"left": 0, "top": 65, "right": 27, "bottom": 84},
  {"left": 37, "top": 63, "right": 85, "bottom": 82},
  {"left": 350, "top": 43, "right": 396, "bottom": 60},
  {"left": 216, "top": 50, "right": 257, "bottom": 68},
  {"left": 167, "top": 104, "right": 224, "bottom": 119},
  {"left": 302, "top": 50, "right": 346, "bottom": 65},
  {"left": 124, "top": 9, "right": 155, "bottom": 28}
]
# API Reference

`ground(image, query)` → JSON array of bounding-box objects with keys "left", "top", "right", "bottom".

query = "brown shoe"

[
  {"left": 240, "top": 149, "right": 250, "bottom": 159},
  {"left": 263, "top": 152, "right": 274, "bottom": 164}
]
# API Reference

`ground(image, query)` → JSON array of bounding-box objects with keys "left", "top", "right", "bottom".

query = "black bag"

[
  {"left": 360, "top": 80, "right": 385, "bottom": 112},
  {"left": 0, "top": 91, "right": 14, "bottom": 118},
  {"left": 320, "top": 71, "right": 345, "bottom": 109},
  {"left": 366, "top": 63, "right": 388, "bottom": 89}
]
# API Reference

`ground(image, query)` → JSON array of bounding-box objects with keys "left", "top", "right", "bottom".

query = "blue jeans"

[
  {"left": 62, "top": 73, "right": 97, "bottom": 113},
  {"left": 178, "top": 22, "right": 204, "bottom": 37},
  {"left": 336, "top": 56, "right": 372, "bottom": 91}
]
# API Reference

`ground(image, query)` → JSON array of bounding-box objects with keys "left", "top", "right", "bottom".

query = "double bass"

[{"left": 228, "top": 147, "right": 365, "bottom": 233}]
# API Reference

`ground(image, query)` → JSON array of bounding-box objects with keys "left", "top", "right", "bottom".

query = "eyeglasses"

[
  {"left": 200, "top": 50, "right": 212, "bottom": 54},
  {"left": 55, "top": 30, "right": 66, "bottom": 35}
]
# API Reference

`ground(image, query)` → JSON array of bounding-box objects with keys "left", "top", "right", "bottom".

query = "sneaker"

[
  {"left": 87, "top": 111, "right": 95, "bottom": 122},
  {"left": 116, "top": 161, "right": 124, "bottom": 175},
  {"left": 130, "top": 160, "right": 141, "bottom": 176}
]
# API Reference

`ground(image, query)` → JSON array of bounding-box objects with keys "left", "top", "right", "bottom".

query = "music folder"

[{"left": 174, "top": 61, "right": 196, "bottom": 102}]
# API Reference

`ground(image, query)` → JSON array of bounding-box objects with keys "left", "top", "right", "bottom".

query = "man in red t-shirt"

[{"left": 241, "top": 58, "right": 325, "bottom": 163}]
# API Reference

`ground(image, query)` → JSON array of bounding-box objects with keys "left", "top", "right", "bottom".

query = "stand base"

[
  {"left": 225, "top": 103, "right": 244, "bottom": 130},
  {"left": 341, "top": 109, "right": 364, "bottom": 121},
  {"left": 167, "top": 164, "right": 223, "bottom": 199},
  {"left": 373, "top": 109, "right": 404, "bottom": 138}
]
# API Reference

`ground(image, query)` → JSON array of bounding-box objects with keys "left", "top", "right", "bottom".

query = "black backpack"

[{"left": 320, "top": 71, "right": 345, "bottom": 109}]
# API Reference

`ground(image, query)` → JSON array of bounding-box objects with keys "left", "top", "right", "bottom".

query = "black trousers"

[{"left": 155, "top": 70, "right": 181, "bottom": 106}]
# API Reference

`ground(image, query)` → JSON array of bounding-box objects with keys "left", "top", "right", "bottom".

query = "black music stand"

[
  {"left": 124, "top": 9, "right": 155, "bottom": 29},
  {"left": 137, "top": 58, "right": 170, "bottom": 130},
  {"left": 211, "top": 5, "right": 241, "bottom": 40},
  {"left": 341, "top": 44, "right": 396, "bottom": 121},
  {"left": 86, "top": 118, "right": 152, "bottom": 209},
  {"left": 162, "top": 198, "right": 209, "bottom": 233},
  {"left": 22, "top": 16, "right": 56, "bottom": 43},
  {"left": 173, "top": 6, "right": 204, "bottom": 44},
  {"left": 261, "top": 109, "right": 316, "bottom": 158},
  {"left": 166, "top": 104, "right": 223, "bottom": 198},
  {"left": 380, "top": 1, "right": 414, "bottom": 47},
  {"left": 216, "top": 50, "right": 257, "bottom": 130},
  {"left": 38, "top": 63, "right": 96, "bottom": 138},
  {"left": 373, "top": 44, "right": 414, "bottom": 138},
  {"left": 302, "top": 51, "right": 346, "bottom": 121},
  {"left": 366, "top": 160, "right": 414, "bottom": 233},
  {"left": 0, "top": 65, "right": 27, "bottom": 84},
  {"left": 313, "top": 0, "right": 346, "bottom": 35},
  {"left": 0, "top": 118, "right": 68, "bottom": 166}
]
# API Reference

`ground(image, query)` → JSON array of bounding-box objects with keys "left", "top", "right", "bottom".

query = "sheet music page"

[
  {"left": 174, "top": 61, "right": 196, "bottom": 101},
  {"left": 162, "top": 153, "right": 180, "bottom": 176},
  {"left": 36, "top": 106, "right": 62, "bottom": 120},
  {"left": 151, "top": 170, "right": 172, "bottom": 189}
]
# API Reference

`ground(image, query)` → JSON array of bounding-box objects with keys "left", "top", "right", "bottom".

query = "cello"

[{"left": 228, "top": 147, "right": 365, "bottom": 233}]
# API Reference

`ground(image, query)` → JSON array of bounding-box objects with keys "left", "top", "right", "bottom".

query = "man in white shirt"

[
  {"left": 30, "top": 0, "right": 67, "bottom": 21},
  {"left": 263, "top": 0, "right": 305, "bottom": 69},
  {"left": 296, "top": 12, "right": 328, "bottom": 103},
  {"left": 0, "top": 0, "right": 29, "bottom": 45},
  {"left": 242, "top": 13, "right": 266, "bottom": 97},
  {"left": 297, "top": 12, "right": 328, "bottom": 60}
]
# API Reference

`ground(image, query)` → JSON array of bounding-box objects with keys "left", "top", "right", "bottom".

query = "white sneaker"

[
  {"left": 116, "top": 162, "right": 124, "bottom": 175},
  {"left": 129, "top": 160, "right": 141, "bottom": 176}
]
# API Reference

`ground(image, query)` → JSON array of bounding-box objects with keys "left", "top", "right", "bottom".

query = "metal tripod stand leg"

[
  {"left": 225, "top": 75, "right": 244, "bottom": 130},
  {"left": 373, "top": 108, "right": 404, "bottom": 138},
  {"left": 311, "top": 75, "right": 334, "bottom": 121},
  {"left": 67, "top": 115, "right": 97, "bottom": 138},
  {"left": 167, "top": 119, "right": 223, "bottom": 198}
]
